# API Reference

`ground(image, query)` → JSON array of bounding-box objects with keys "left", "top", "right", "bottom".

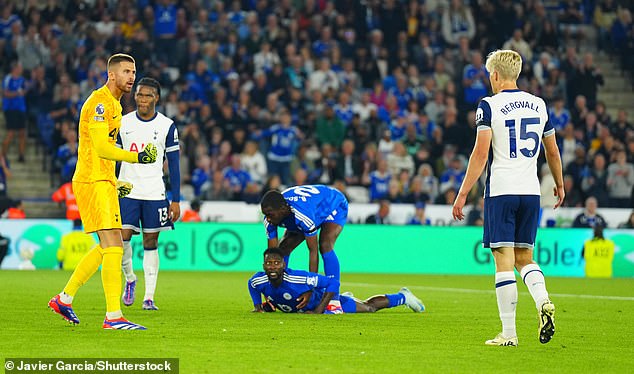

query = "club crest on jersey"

[
  {"left": 95, "top": 103, "right": 105, "bottom": 115},
  {"left": 306, "top": 276, "right": 318, "bottom": 287},
  {"left": 283, "top": 293, "right": 292, "bottom": 300}
]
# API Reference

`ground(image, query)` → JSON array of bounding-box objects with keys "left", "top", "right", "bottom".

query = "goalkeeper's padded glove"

[
  {"left": 138, "top": 143, "right": 157, "bottom": 164},
  {"left": 116, "top": 181, "right": 133, "bottom": 198}
]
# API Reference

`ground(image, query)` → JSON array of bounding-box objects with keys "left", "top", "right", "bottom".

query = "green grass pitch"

[{"left": 1, "top": 270, "right": 633, "bottom": 373}]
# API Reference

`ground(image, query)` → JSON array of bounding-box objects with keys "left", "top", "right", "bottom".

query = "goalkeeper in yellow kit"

[{"left": 48, "top": 53, "right": 157, "bottom": 330}]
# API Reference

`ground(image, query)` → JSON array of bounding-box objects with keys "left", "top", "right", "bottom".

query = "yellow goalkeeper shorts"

[{"left": 73, "top": 180, "right": 122, "bottom": 233}]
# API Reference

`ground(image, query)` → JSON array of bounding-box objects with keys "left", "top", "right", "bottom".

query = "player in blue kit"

[
  {"left": 249, "top": 248, "right": 425, "bottom": 313},
  {"left": 260, "top": 185, "right": 347, "bottom": 313},
  {"left": 452, "top": 50, "right": 564, "bottom": 347}
]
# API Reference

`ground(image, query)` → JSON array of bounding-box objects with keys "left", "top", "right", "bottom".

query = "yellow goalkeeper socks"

[
  {"left": 63, "top": 245, "right": 104, "bottom": 300},
  {"left": 101, "top": 246, "right": 124, "bottom": 315}
]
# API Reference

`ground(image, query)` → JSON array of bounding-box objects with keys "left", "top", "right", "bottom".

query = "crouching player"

[
  {"left": 260, "top": 185, "right": 347, "bottom": 313},
  {"left": 248, "top": 248, "right": 425, "bottom": 314}
]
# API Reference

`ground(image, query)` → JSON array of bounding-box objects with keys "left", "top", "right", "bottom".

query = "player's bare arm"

[
  {"left": 543, "top": 134, "right": 565, "bottom": 209},
  {"left": 305, "top": 235, "right": 320, "bottom": 273},
  {"left": 453, "top": 129, "right": 492, "bottom": 220},
  {"left": 267, "top": 237, "right": 279, "bottom": 248},
  {"left": 311, "top": 291, "right": 336, "bottom": 314}
]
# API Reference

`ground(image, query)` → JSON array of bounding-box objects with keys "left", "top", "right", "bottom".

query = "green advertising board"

[
  {"left": 2, "top": 220, "right": 633, "bottom": 277},
  {"left": 124, "top": 223, "right": 634, "bottom": 277}
]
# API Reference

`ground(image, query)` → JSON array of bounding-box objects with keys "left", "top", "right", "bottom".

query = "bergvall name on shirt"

[{"left": 500, "top": 101, "right": 540, "bottom": 115}]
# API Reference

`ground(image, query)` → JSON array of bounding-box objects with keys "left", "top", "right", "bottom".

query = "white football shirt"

[
  {"left": 475, "top": 89, "right": 555, "bottom": 197},
  {"left": 117, "top": 111, "right": 179, "bottom": 200}
]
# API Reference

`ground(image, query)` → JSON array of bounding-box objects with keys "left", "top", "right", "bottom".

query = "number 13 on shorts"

[{"left": 158, "top": 207, "right": 169, "bottom": 225}]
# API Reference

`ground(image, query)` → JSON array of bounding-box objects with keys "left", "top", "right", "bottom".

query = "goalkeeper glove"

[
  {"left": 138, "top": 143, "right": 157, "bottom": 164},
  {"left": 116, "top": 181, "right": 133, "bottom": 198}
]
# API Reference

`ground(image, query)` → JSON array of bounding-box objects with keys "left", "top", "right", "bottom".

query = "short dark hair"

[
  {"left": 263, "top": 247, "right": 285, "bottom": 260},
  {"left": 190, "top": 199, "right": 201, "bottom": 211},
  {"left": 593, "top": 224, "right": 605, "bottom": 239},
  {"left": 137, "top": 77, "right": 161, "bottom": 98},
  {"left": 260, "top": 190, "right": 286, "bottom": 210},
  {"left": 107, "top": 53, "right": 135, "bottom": 71}
]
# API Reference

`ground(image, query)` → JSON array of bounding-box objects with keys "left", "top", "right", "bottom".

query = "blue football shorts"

[
  {"left": 483, "top": 195, "right": 540, "bottom": 249},
  {"left": 323, "top": 195, "right": 349, "bottom": 228},
  {"left": 120, "top": 197, "right": 174, "bottom": 234},
  {"left": 340, "top": 295, "right": 357, "bottom": 313}
]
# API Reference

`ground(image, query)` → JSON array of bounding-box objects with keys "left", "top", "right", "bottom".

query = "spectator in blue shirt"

[
  {"left": 223, "top": 156, "right": 252, "bottom": 201},
  {"left": 334, "top": 92, "right": 354, "bottom": 126},
  {"left": 2, "top": 61, "right": 27, "bottom": 162},
  {"left": 389, "top": 75, "right": 415, "bottom": 110},
  {"left": 462, "top": 51, "right": 489, "bottom": 108},
  {"left": 548, "top": 96, "right": 571, "bottom": 134},
  {"left": 439, "top": 157, "right": 466, "bottom": 195},
  {"left": 407, "top": 201, "right": 431, "bottom": 225},
  {"left": 154, "top": 0, "right": 178, "bottom": 65},
  {"left": 368, "top": 159, "right": 391, "bottom": 202},
  {"left": 253, "top": 109, "right": 302, "bottom": 185}
]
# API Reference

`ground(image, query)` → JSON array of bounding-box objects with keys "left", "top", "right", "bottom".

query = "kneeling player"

[{"left": 248, "top": 248, "right": 425, "bottom": 314}]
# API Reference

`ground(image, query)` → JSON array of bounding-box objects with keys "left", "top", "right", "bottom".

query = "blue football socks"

[
  {"left": 387, "top": 293, "right": 406, "bottom": 307},
  {"left": 321, "top": 250, "right": 340, "bottom": 300}
]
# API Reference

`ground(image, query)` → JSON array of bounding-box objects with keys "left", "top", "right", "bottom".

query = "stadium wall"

[{"left": 1, "top": 220, "right": 633, "bottom": 277}]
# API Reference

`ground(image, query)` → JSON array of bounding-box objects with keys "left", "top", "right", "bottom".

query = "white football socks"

[
  {"left": 106, "top": 310, "right": 123, "bottom": 319},
  {"left": 59, "top": 292, "right": 73, "bottom": 304},
  {"left": 121, "top": 241, "right": 136, "bottom": 283},
  {"left": 143, "top": 249, "right": 159, "bottom": 301},
  {"left": 495, "top": 271, "right": 518, "bottom": 338},
  {"left": 520, "top": 263, "right": 549, "bottom": 309}
]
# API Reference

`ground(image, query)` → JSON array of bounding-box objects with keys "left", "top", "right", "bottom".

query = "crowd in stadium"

[{"left": 1, "top": 0, "right": 634, "bottom": 217}]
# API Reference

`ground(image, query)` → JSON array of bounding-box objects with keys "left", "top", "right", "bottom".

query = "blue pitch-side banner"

[{"left": 1, "top": 220, "right": 633, "bottom": 277}]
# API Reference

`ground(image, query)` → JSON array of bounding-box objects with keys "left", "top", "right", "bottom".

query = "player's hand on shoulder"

[
  {"left": 116, "top": 180, "right": 133, "bottom": 198},
  {"left": 138, "top": 143, "right": 158, "bottom": 164}
]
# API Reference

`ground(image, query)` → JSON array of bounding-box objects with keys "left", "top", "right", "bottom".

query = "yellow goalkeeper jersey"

[
  {"left": 57, "top": 231, "right": 97, "bottom": 271},
  {"left": 73, "top": 85, "right": 123, "bottom": 184},
  {"left": 583, "top": 238, "right": 615, "bottom": 278}
]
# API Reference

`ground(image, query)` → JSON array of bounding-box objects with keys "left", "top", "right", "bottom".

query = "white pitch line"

[{"left": 344, "top": 282, "right": 634, "bottom": 301}]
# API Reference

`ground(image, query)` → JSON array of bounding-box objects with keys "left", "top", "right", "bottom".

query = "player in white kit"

[
  {"left": 452, "top": 50, "right": 565, "bottom": 346},
  {"left": 117, "top": 77, "right": 181, "bottom": 310}
]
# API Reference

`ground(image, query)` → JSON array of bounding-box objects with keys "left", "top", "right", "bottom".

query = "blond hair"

[{"left": 485, "top": 50, "right": 522, "bottom": 81}]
